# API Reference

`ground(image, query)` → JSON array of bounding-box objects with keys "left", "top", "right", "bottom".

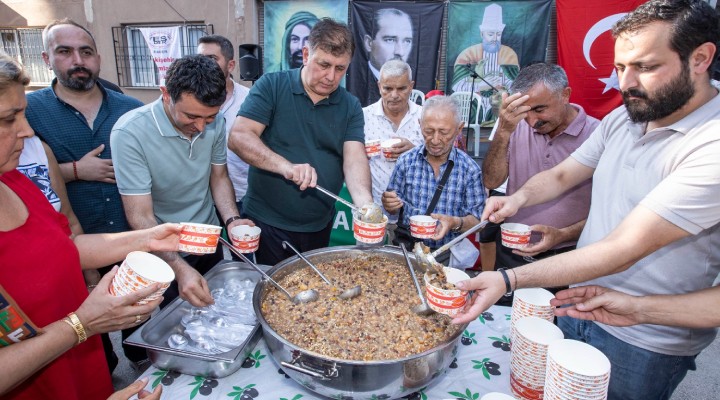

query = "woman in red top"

[{"left": 0, "top": 56, "right": 172, "bottom": 399}]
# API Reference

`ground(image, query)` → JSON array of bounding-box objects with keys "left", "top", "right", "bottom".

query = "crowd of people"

[{"left": 0, "top": 0, "right": 718, "bottom": 399}]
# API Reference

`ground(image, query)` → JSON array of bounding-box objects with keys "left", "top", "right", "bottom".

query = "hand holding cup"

[{"left": 75, "top": 266, "right": 162, "bottom": 337}]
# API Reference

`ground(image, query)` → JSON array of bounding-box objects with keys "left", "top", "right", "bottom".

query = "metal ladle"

[
  {"left": 314, "top": 185, "right": 384, "bottom": 223},
  {"left": 281, "top": 241, "right": 362, "bottom": 300},
  {"left": 414, "top": 220, "right": 490, "bottom": 272},
  {"left": 218, "top": 237, "right": 319, "bottom": 304},
  {"left": 400, "top": 243, "right": 434, "bottom": 316}
]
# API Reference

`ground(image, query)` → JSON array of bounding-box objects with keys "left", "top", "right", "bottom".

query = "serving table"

[{"left": 135, "top": 305, "right": 513, "bottom": 400}]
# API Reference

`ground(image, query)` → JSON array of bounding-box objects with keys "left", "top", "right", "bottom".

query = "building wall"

[{"left": 0, "top": 0, "right": 260, "bottom": 103}]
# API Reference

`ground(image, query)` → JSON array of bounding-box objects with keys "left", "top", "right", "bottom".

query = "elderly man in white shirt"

[{"left": 363, "top": 59, "right": 424, "bottom": 238}]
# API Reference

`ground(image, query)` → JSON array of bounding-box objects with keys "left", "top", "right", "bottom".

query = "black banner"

[{"left": 348, "top": 1, "right": 445, "bottom": 107}]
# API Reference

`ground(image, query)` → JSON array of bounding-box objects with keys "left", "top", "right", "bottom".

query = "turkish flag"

[{"left": 556, "top": 0, "right": 646, "bottom": 120}]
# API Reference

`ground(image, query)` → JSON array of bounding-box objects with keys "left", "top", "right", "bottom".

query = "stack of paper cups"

[
  {"left": 510, "top": 316, "right": 564, "bottom": 399},
  {"left": 110, "top": 251, "right": 174, "bottom": 305},
  {"left": 544, "top": 339, "right": 611, "bottom": 400},
  {"left": 511, "top": 288, "right": 555, "bottom": 341}
]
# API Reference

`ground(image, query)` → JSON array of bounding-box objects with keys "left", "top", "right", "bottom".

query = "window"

[
  {"left": 0, "top": 27, "right": 53, "bottom": 86},
  {"left": 112, "top": 24, "right": 213, "bottom": 88}
]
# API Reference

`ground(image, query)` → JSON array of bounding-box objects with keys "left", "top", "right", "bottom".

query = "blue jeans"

[{"left": 558, "top": 317, "right": 697, "bottom": 400}]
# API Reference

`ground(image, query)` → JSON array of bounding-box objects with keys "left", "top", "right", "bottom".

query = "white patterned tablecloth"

[{"left": 136, "top": 306, "right": 513, "bottom": 400}]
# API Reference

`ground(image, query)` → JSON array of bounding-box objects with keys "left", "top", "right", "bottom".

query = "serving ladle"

[
  {"left": 400, "top": 243, "right": 434, "bottom": 316},
  {"left": 281, "top": 241, "right": 362, "bottom": 300},
  {"left": 218, "top": 237, "right": 319, "bottom": 304},
  {"left": 314, "top": 185, "right": 384, "bottom": 223},
  {"left": 414, "top": 220, "right": 490, "bottom": 272}
]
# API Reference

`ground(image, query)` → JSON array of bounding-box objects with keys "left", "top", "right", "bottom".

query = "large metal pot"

[{"left": 252, "top": 245, "right": 469, "bottom": 400}]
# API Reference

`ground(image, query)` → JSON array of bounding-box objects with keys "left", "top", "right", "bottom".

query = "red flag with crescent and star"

[{"left": 556, "top": 0, "right": 647, "bottom": 120}]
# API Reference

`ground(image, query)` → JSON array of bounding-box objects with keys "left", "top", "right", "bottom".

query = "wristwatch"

[
  {"left": 225, "top": 215, "right": 243, "bottom": 226},
  {"left": 451, "top": 217, "right": 464, "bottom": 233}
]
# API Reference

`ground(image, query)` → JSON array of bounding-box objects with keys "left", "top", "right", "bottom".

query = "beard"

[
  {"left": 56, "top": 67, "right": 98, "bottom": 91},
  {"left": 482, "top": 39, "right": 501, "bottom": 54},
  {"left": 290, "top": 50, "right": 304, "bottom": 69},
  {"left": 622, "top": 64, "right": 694, "bottom": 123}
]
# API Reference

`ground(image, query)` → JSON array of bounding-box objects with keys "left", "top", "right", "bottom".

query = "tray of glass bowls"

[{"left": 124, "top": 260, "right": 266, "bottom": 378}]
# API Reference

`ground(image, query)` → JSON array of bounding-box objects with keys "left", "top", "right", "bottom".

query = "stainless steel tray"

[{"left": 125, "top": 260, "right": 267, "bottom": 378}]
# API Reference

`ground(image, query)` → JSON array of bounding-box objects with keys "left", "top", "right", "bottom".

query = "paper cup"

[
  {"left": 547, "top": 339, "right": 611, "bottom": 378},
  {"left": 353, "top": 214, "right": 388, "bottom": 244},
  {"left": 179, "top": 222, "right": 222, "bottom": 254},
  {"left": 501, "top": 223, "right": 532, "bottom": 249},
  {"left": 110, "top": 251, "right": 174, "bottom": 305},
  {"left": 365, "top": 139, "right": 382, "bottom": 157},
  {"left": 424, "top": 267, "right": 470, "bottom": 316},
  {"left": 381, "top": 138, "right": 402, "bottom": 161},
  {"left": 409, "top": 215, "right": 438, "bottom": 239},
  {"left": 229, "top": 225, "right": 261, "bottom": 253}
]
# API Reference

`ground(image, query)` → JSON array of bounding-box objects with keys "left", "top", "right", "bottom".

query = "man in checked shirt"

[{"left": 382, "top": 95, "right": 486, "bottom": 263}]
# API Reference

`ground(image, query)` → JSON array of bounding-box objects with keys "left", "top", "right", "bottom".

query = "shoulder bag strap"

[{"left": 424, "top": 159, "right": 454, "bottom": 215}]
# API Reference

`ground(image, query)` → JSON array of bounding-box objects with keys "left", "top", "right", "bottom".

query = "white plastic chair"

[
  {"left": 450, "top": 91, "right": 485, "bottom": 157},
  {"left": 410, "top": 89, "right": 425, "bottom": 106}
]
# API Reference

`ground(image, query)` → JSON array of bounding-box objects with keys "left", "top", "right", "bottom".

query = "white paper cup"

[
  {"left": 501, "top": 223, "right": 531, "bottom": 249},
  {"left": 514, "top": 288, "right": 555, "bottom": 308},
  {"left": 424, "top": 267, "right": 470, "bottom": 316},
  {"left": 110, "top": 251, "right": 175, "bottom": 305},
  {"left": 515, "top": 316, "right": 564, "bottom": 345},
  {"left": 353, "top": 215, "right": 388, "bottom": 244},
  {"left": 547, "top": 339, "right": 611, "bottom": 378},
  {"left": 381, "top": 138, "right": 402, "bottom": 161},
  {"left": 365, "top": 139, "right": 382, "bottom": 157},
  {"left": 179, "top": 222, "right": 222, "bottom": 254},
  {"left": 229, "top": 225, "right": 261, "bottom": 253},
  {"left": 409, "top": 215, "right": 438, "bottom": 239}
]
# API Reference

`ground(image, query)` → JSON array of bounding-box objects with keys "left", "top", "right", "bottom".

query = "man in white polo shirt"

[{"left": 455, "top": 1, "right": 720, "bottom": 398}]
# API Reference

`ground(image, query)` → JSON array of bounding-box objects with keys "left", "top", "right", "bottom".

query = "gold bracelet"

[{"left": 63, "top": 312, "right": 87, "bottom": 344}]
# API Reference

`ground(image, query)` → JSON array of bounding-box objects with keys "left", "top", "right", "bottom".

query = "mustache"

[
  {"left": 533, "top": 121, "right": 547, "bottom": 130},
  {"left": 68, "top": 67, "right": 93, "bottom": 76},
  {"left": 622, "top": 88, "right": 648, "bottom": 100}
]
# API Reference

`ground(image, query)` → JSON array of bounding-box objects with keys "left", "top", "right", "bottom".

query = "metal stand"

[
  {"left": 461, "top": 64, "right": 501, "bottom": 154},
  {"left": 464, "top": 66, "right": 479, "bottom": 153}
]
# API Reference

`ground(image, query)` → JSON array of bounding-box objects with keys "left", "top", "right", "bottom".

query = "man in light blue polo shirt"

[{"left": 111, "top": 55, "right": 253, "bottom": 308}]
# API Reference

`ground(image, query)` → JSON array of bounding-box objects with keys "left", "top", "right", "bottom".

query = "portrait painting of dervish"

[
  {"left": 264, "top": 0, "right": 348, "bottom": 74},
  {"left": 447, "top": 0, "right": 552, "bottom": 123}
]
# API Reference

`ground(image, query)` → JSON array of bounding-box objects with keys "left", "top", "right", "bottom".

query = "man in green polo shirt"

[{"left": 229, "top": 18, "right": 374, "bottom": 264}]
